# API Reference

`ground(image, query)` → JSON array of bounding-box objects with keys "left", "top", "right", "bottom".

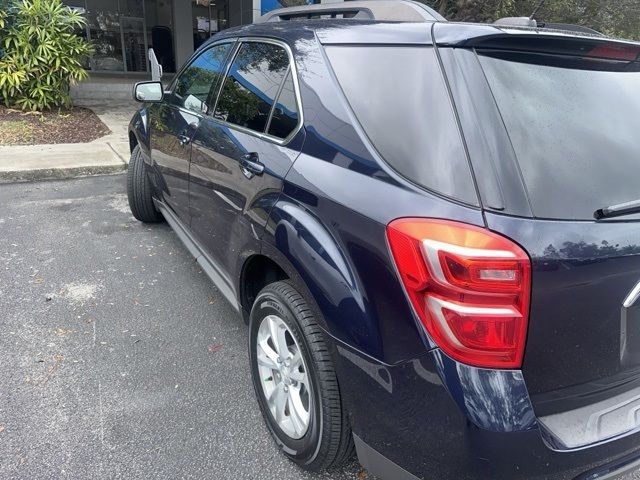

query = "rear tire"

[
  {"left": 248, "top": 281, "right": 354, "bottom": 472},
  {"left": 127, "top": 145, "right": 163, "bottom": 223}
]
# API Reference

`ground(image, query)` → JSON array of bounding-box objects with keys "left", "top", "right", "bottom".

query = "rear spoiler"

[{"left": 434, "top": 23, "right": 640, "bottom": 62}]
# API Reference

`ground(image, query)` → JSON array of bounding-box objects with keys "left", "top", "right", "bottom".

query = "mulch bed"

[{"left": 0, "top": 106, "right": 111, "bottom": 146}]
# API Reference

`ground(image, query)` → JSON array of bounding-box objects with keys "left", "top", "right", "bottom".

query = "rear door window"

[
  {"left": 325, "top": 45, "right": 477, "bottom": 205},
  {"left": 267, "top": 71, "right": 299, "bottom": 139},
  {"left": 479, "top": 51, "right": 640, "bottom": 220},
  {"left": 214, "top": 41, "right": 291, "bottom": 134}
]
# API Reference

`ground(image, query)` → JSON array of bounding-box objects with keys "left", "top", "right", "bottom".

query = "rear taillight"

[{"left": 387, "top": 218, "right": 531, "bottom": 369}]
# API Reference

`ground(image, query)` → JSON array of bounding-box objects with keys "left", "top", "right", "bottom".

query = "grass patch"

[{"left": 0, "top": 120, "right": 34, "bottom": 145}]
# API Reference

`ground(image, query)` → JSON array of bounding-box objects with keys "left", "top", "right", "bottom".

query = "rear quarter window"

[{"left": 325, "top": 45, "right": 478, "bottom": 205}]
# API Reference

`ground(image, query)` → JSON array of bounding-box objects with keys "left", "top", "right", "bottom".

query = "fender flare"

[{"left": 258, "top": 198, "right": 382, "bottom": 358}]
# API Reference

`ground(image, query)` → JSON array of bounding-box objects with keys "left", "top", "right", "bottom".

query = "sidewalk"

[{"left": 0, "top": 100, "right": 136, "bottom": 183}]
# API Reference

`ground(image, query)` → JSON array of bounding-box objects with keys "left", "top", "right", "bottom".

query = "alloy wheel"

[{"left": 256, "top": 314, "right": 312, "bottom": 439}]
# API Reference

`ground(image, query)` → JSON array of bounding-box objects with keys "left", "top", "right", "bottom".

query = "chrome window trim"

[
  {"left": 211, "top": 40, "right": 242, "bottom": 117},
  {"left": 211, "top": 36, "right": 305, "bottom": 147}
]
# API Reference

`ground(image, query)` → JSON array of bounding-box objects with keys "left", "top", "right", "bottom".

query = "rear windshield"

[{"left": 479, "top": 51, "right": 640, "bottom": 220}]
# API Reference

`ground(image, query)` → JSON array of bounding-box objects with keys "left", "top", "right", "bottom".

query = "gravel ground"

[{"left": 0, "top": 174, "right": 369, "bottom": 480}]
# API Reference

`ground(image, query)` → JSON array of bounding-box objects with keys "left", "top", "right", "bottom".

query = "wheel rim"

[{"left": 256, "top": 314, "right": 311, "bottom": 439}]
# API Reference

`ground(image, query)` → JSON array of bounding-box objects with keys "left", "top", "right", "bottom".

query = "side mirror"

[{"left": 133, "top": 81, "right": 163, "bottom": 103}]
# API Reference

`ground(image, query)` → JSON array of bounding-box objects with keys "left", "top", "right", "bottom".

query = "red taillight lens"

[
  {"left": 387, "top": 219, "right": 531, "bottom": 369},
  {"left": 587, "top": 44, "right": 640, "bottom": 61}
]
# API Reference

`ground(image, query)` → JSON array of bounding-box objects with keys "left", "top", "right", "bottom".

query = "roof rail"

[{"left": 256, "top": 0, "right": 446, "bottom": 24}]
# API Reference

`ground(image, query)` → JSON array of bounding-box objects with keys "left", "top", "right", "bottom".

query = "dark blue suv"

[{"left": 126, "top": 2, "right": 640, "bottom": 478}]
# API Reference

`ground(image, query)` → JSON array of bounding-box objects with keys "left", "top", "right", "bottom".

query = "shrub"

[{"left": 0, "top": 0, "right": 92, "bottom": 111}]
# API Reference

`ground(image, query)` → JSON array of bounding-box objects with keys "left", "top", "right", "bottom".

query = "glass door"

[
  {"left": 121, "top": 16, "right": 148, "bottom": 72},
  {"left": 86, "top": 0, "right": 125, "bottom": 71}
]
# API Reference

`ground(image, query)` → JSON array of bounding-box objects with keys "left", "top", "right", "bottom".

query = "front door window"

[{"left": 170, "top": 42, "right": 234, "bottom": 114}]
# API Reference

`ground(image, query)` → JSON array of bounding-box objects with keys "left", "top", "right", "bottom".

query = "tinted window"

[
  {"left": 172, "top": 43, "right": 231, "bottom": 114},
  {"left": 267, "top": 71, "right": 299, "bottom": 139},
  {"left": 480, "top": 53, "right": 640, "bottom": 220},
  {"left": 326, "top": 46, "right": 477, "bottom": 205},
  {"left": 215, "top": 42, "right": 290, "bottom": 133}
]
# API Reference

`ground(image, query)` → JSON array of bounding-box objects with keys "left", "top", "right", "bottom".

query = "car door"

[
  {"left": 189, "top": 39, "right": 305, "bottom": 278},
  {"left": 148, "top": 41, "right": 234, "bottom": 221}
]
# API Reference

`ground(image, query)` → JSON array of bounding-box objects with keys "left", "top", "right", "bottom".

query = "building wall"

[{"left": 173, "top": 1, "right": 194, "bottom": 68}]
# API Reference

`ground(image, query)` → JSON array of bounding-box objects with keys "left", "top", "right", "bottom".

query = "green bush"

[{"left": 0, "top": 0, "right": 92, "bottom": 111}]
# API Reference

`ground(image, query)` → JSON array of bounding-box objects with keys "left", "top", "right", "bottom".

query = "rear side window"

[
  {"left": 325, "top": 46, "right": 477, "bottom": 205},
  {"left": 479, "top": 52, "right": 640, "bottom": 220},
  {"left": 214, "top": 42, "right": 291, "bottom": 134},
  {"left": 267, "top": 71, "right": 299, "bottom": 139}
]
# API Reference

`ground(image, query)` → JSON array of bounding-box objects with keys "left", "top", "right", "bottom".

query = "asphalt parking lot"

[
  {"left": 0, "top": 174, "right": 368, "bottom": 480},
  {"left": 4, "top": 174, "right": 640, "bottom": 480}
]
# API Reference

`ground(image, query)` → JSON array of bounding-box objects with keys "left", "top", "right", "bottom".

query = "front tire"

[
  {"left": 127, "top": 145, "right": 163, "bottom": 223},
  {"left": 248, "top": 281, "right": 354, "bottom": 471}
]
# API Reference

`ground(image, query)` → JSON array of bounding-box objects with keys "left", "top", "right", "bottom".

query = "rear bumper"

[
  {"left": 333, "top": 341, "right": 640, "bottom": 479},
  {"left": 354, "top": 431, "right": 640, "bottom": 480},
  {"left": 354, "top": 434, "right": 421, "bottom": 480}
]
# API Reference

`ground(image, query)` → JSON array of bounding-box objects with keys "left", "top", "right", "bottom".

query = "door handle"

[
  {"left": 178, "top": 122, "right": 199, "bottom": 147},
  {"left": 178, "top": 133, "right": 191, "bottom": 146},
  {"left": 240, "top": 152, "right": 264, "bottom": 178}
]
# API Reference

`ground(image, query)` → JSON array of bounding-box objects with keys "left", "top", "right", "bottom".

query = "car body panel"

[
  {"left": 147, "top": 103, "right": 200, "bottom": 221},
  {"left": 486, "top": 213, "right": 640, "bottom": 402},
  {"left": 335, "top": 338, "right": 640, "bottom": 480},
  {"left": 189, "top": 119, "right": 305, "bottom": 279},
  {"left": 126, "top": 18, "right": 640, "bottom": 480},
  {"left": 128, "top": 108, "right": 152, "bottom": 159}
]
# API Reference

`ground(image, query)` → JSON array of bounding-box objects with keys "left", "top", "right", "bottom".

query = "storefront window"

[
  {"left": 261, "top": 0, "right": 318, "bottom": 16},
  {"left": 120, "top": 0, "right": 143, "bottom": 17},
  {"left": 62, "top": 0, "right": 295, "bottom": 74},
  {"left": 192, "top": 0, "right": 229, "bottom": 49},
  {"left": 86, "top": 0, "right": 125, "bottom": 71},
  {"left": 122, "top": 16, "right": 147, "bottom": 72},
  {"left": 62, "top": 0, "right": 177, "bottom": 73}
]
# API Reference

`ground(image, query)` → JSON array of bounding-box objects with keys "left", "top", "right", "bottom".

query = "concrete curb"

[
  {"left": 0, "top": 141, "right": 130, "bottom": 184},
  {"left": 0, "top": 163, "right": 126, "bottom": 184},
  {"left": 0, "top": 101, "right": 135, "bottom": 184}
]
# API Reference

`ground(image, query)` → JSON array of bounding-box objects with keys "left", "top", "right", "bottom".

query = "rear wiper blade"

[{"left": 594, "top": 199, "right": 640, "bottom": 220}]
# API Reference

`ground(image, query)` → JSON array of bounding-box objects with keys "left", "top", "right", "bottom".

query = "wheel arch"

[
  {"left": 250, "top": 198, "right": 370, "bottom": 348},
  {"left": 128, "top": 108, "right": 152, "bottom": 160},
  {"left": 239, "top": 253, "right": 289, "bottom": 324}
]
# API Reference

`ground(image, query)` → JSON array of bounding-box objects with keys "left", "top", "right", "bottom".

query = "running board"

[{"left": 154, "top": 199, "right": 239, "bottom": 311}]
